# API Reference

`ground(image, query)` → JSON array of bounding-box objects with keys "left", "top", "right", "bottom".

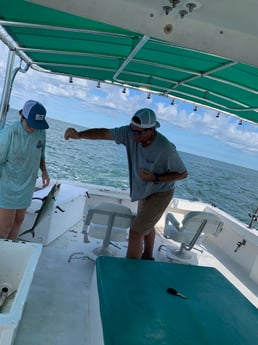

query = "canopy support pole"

[
  {"left": 0, "top": 49, "right": 16, "bottom": 129},
  {"left": 0, "top": 48, "right": 30, "bottom": 129},
  {"left": 113, "top": 35, "right": 149, "bottom": 81}
]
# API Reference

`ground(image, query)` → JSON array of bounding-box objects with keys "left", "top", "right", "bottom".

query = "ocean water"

[{"left": 4, "top": 111, "right": 258, "bottom": 228}]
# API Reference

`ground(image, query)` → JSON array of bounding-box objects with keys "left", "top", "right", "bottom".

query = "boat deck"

[
  {"left": 12, "top": 219, "right": 258, "bottom": 345},
  {"left": 13, "top": 223, "right": 95, "bottom": 345}
]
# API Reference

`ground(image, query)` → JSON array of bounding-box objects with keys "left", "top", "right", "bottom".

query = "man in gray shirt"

[{"left": 64, "top": 108, "right": 187, "bottom": 259}]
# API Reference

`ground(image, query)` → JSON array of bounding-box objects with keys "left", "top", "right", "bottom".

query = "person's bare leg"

[
  {"left": 0, "top": 208, "right": 16, "bottom": 239},
  {"left": 142, "top": 227, "right": 155, "bottom": 259},
  {"left": 7, "top": 209, "right": 26, "bottom": 241},
  {"left": 126, "top": 228, "right": 143, "bottom": 259}
]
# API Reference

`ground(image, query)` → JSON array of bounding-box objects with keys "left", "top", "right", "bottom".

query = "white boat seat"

[
  {"left": 160, "top": 211, "right": 224, "bottom": 259},
  {"left": 84, "top": 202, "right": 133, "bottom": 256}
]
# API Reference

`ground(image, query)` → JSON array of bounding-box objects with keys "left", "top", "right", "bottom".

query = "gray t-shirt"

[{"left": 109, "top": 125, "right": 186, "bottom": 202}]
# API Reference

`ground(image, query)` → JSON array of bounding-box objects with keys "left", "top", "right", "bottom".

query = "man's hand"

[
  {"left": 139, "top": 168, "right": 155, "bottom": 182},
  {"left": 64, "top": 128, "right": 80, "bottom": 140},
  {"left": 42, "top": 170, "right": 50, "bottom": 188}
]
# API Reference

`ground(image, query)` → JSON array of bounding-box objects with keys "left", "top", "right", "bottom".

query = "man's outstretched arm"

[{"left": 64, "top": 128, "right": 113, "bottom": 140}]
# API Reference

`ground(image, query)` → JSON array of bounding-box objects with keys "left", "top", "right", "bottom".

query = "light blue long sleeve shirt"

[{"left": 0, "top": 121, "right": 46, "bottom": 209}]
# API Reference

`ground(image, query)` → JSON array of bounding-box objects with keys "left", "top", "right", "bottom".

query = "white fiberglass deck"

[
  {"left": 6, "top": 182, "right": 257, "bottom": 345},
  {"left": 13, "top": 226, "right": 95, "bottom": 345},
  {"left": 9, "top": 222, "right": 257, "bottom": 345}
]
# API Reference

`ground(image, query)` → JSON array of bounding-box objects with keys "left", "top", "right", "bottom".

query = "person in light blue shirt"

[
  {"left": 64, "top": 108, "right": 187, "bottom": 259},
  {"left": 0, "top": 100, "right": 50, "bottom": 240}
]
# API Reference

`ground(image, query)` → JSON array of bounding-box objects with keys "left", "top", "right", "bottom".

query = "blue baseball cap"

[
  {"left": 22, "top": 100, "right": 49, "bottom": 129},
  {"left": 131, "top": 108, "right": 160, "bottom": 128}
]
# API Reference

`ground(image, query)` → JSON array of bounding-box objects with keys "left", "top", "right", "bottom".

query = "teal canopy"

[{"left": 0, "top": 0, "right": 258, "bottom": 124}]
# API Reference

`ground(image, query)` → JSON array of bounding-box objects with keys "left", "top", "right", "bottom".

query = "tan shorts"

[{"left": 131, "top": 189, "right": 174, "bottom": 235}]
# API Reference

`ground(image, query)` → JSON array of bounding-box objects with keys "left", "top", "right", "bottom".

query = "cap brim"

[
  {"left": 26, "top": 118, "right": 49, "bottom": 129},
  {"left": 131, "top": 120, "right": 160, "bottom": 129}
]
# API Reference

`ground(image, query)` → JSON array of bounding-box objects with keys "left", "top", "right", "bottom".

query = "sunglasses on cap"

[{"left": 130, "top": 125, "right": 152, "bottom": 135}]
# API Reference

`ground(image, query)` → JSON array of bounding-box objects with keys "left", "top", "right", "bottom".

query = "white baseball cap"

[{"left": 131, "top": 108, "right": 160, "bottom": 128}]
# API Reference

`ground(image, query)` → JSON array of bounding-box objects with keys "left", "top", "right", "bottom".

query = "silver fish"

[
  {"left": 19, "top": 183, "right": 61, "bottom": 238},
  {"left": 0, "top": 287, "right": 8, "bottom": 309},
  {"left": 0, "top": 288, "right": 17, "bottom": 313}
]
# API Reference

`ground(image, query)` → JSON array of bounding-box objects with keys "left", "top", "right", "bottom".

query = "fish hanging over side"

[{"left": 19, "top": 183, "right": 61, "bottom": 238}]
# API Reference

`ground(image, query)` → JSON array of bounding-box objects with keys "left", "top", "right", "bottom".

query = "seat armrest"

[{"left": 165, "top": 213, "right": 180, "bottom": 230}]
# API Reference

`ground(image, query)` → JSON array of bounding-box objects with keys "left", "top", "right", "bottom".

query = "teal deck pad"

[{"left": 96, "top": 257, "right": 258, "bottom": 345}]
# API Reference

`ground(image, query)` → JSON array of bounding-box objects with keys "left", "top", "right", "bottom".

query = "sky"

[{"left": 1, "top": 40, "right": 258, "bottom": 171}]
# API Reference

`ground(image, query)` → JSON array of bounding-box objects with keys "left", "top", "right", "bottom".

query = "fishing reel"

[{"left": 248, "top": 207, "right": 258, "bottom": 229}]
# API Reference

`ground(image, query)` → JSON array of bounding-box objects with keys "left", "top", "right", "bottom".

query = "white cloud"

[{"left": 156, "top": 102, "right": 258, "bottom": 154}]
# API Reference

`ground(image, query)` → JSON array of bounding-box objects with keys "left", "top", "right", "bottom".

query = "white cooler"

[{"left": 0, "top": 240, "right": 42, "bottom": 345}]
